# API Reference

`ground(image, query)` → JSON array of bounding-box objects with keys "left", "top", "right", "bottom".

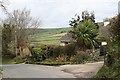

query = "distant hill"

[
  {"left": 29, "top": 27, "right": 72, "bottom": 47},
  {"left": 0, "top": 27, "right": 72, "bottom": 47}
]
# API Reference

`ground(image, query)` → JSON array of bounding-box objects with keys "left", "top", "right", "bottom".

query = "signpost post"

[{"left": 101, "top": 42, "right": 107, "bottom": 65}]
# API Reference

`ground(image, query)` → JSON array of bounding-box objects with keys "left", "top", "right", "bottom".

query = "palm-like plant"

[{"left": 75, "top": 19, "right": 99, "bottom": 51}]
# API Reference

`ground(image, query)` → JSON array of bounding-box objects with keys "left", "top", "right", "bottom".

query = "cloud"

[{"left": 1, "top": 0, "right": 119, "bottom": 28}]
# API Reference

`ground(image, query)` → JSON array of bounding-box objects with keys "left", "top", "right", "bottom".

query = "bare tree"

[
  {"left": 0, "top": 0, "right": 9, "bottom": 13},
  {"left": 4, "top": 8, "right": 41, "bottom": 57}
]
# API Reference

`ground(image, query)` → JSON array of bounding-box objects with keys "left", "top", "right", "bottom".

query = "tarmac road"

[{"left": 2, "top": 61, "right": 103, "bottom": 78}]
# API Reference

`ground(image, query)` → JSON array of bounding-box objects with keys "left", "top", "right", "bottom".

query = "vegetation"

[
  {"left": 95, "top": 58, "right": 120, "bottom": 78},
  {"left": 2, "top": 8, "right": 41, "bottom": 58},
  {"left": 27, "top": 58, "right": 72, "bottom": 66},
  {"left": 2, "top": 55, "right": 15, "bottom": 64},
  {"left": 69, "top": 11, "right": 99, "bottom": 51},
  {"left": 2, "top": 24, "right": 13, "bottom": 56},
  {"left": 25, "top": 44, "right": 101, "bottom": 65},
  {"left": 1, "top": 0, "right": 119, "bottom": 78},
  {"left": 0, "top": 0, "right": 8, "bottom": 13},
  {"left": 2, "top": 11, "right": 102, "bottom": 65},
  {"left": 95, "top": 13, "right": 120, "bottom": 78},
  {"left": 109, "top": 14, "right": 120, "bottom": 56},
  {"left": 29, "top": 27, "right": 71, "bottom": 46},
  {"left": 0, "top": 66, "right": 3, "bottom": 75},
  {"left": 13, "top": 56, "right": 25, "bottom": 64},
  {"left": 75, "top": 19, "right": 99, "bottom": 51}
]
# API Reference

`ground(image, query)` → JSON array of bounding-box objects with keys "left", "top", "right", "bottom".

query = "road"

[
  {"left": 2, "top": 61, "right": 103, "bottom": 78},
  {"left": 59, "top": 61, "right": 103, "bottom": 78}
]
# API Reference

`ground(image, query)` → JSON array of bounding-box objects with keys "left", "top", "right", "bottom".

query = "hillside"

[{"left": 29, "top": 27, "right": 72, "bottom": 47}]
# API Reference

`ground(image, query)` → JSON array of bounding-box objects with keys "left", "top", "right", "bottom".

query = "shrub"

[
  {"left": 39, "top": 61, "right": 71, "bottom": 66},
  {"left": 0, "top": 67, "right": 3, "bottom": 74},
  {"left": 30, "top": 48, "right": 46, "bottom": 62},
  {"left": 56, "top": 54, "right": 68, "bottom": 62},
  {"left": 49, "top": 46, "right": 62, "bottom": 58},
  {"left": 42, "top": 43, "right": 76, "bottom": 60},
  {"left": 74, "top": 51, "right": 89, "bottom": 64},
  {"left": 106, "top": 53, "right": 115, "bottom": 67},
  {"left": 44, "top": 45, "right": 60, "bottom": 58},
  {"left": 13, "top": 56, "right": 24, "bottom": 64},
  {"left": 94, "top": 65, "right": 113, "bottom": 78},
  {"left": 95, "top": 57, "right": 120, "bottom": 78},
  {"left": 64, "top": 44, "right": 76, "bottom": 57},
  {"left": 113, "top": 58, "right": 120, "bottom": 76}
]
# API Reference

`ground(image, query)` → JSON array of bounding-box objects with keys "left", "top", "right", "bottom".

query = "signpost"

[
  {"left": 101, "top": 42, "right": 107, "bottom": 65},
  {"left": 101, "top": 42, "right": 107, "bottom": 46}
]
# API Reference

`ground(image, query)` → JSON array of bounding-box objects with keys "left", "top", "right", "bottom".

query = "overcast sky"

[{"left": 0, "top": 0, "right": 119, "bottom": 28}]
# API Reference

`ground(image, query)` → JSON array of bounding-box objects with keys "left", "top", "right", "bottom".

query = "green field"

[
  {"left": 0, "top": 27, "right": 71, "bottom": 46},
  {"left": 29, "top": 27, "right": 72, "bottom": 47}
]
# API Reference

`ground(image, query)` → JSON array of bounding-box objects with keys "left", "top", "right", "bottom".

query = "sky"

[{"left": 0, "top": 0, "right": 119, "bottom": 28}]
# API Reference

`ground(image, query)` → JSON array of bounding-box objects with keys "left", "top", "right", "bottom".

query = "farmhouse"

[
  {"left": 59, "top": 18, "right": 113, "bottom": 46},
  {"left": 98, "top": 16, "right": 117, "bottom": 38},
  {"left": 59, "top": 32, "right": 75, "bottom": 46},
  {"left": 99, "top": 21, "right": 111, "bottom": 38}
]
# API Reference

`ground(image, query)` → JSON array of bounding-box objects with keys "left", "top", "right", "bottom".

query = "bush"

[
  {"left": 48, "top": 46, "right": 63, "bottom": 58},
  {"left": 113, "top": 58, "right": 120, "bottom": 76},
  {"left": 106, "top": 54, "right": 115, "bottom": 67},
  {"left": 64, "top": 44, "right": 76, "bottom": 57},
  {"left": 39, "top": 61, "right": 71, "bottom": 66},
  {"left": 46, "top": 44, "right": 76, "bottom": 60},
  {"left": 28, "top": 48, "right": 46, "bottom": 62},
  {"left": 94, "top": 65, "right": 113, "bottom": 78},
  {"left": 37, "top": 44, "right": 75, "bottom": 62},
  {"left": 95, "top": 58, "right": 120, "bottom": 78},
  {"left": 56, "top": 54, "right": 68, "bottom": 62},
  {"left": 13, "top": 56, "right": 24, "bottom": 64},
  {"left": 74, "top": 51, "right": 89, "bottom": 64}
]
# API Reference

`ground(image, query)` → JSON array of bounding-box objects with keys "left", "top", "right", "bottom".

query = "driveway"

[
  {"left": 2, "top": 61, "right": 103, "bottom": 78},
  {"left": 59, "top": 61, "right": 103, "bottom": 78}
]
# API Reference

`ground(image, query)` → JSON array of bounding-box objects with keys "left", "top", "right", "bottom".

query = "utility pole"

[
  {"left": 118, "top": 1, "right": 120, "bottom": 13},
  {"left": 15, "top": 30, "right": 17, "bottom": 57}
]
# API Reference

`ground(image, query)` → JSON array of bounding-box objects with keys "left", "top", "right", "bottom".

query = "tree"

[
  {"left": 2, "top": 23, "right": 13, "bottom": 56},
  {"left": 82, "top": 11, "right": 95, "bottom": 22},
  {"left": 69, "top": 11, "right": 96, "bottom": 29},
  {"left": 69, "top": 11, "right": 98, "bottom": 35},
  {"left": 75, "top": 19, "right": 99, "bottom": 51},
  {"left": 110, "top": 14, "right": 120, "bottom": 57},
  {"left": 69, "top": 11, "right": 99, "bottom": 51},
  {"left": 0, "top": 0, "right": 8, "bottom": 13},
  {"left": 4, "top": 8, "right": 41, "bottom": 57}
]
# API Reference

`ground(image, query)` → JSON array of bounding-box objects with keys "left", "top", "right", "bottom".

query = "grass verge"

[
  {"left": 94, "top": 59, "right": 120, "bottom": 78},
  {"left": 2, "top": 56, "right": 15, "bottom": 64}
]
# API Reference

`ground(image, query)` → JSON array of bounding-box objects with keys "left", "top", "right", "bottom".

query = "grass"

[
  {"left": 38, "top": 61, "right": 72, "bottom": 66},
  {"left": 94, "top": 41, "right": 120, "bottom": 78},
  {"left": 29, "top": 27, "right": 71, "bottom": 46},
  {"left": 0, "top": 66, "right": 2, "bottom": 74},
  {"left": 94, "top": 65, "right": 111, "bottom": 78},
  {"left": 2, "top": 56, "right": 24, "bottom": 64},
  {"left": 32, "top": 40, "right": 60, "bottom": 45},
  {"left": 95, "top": 58, "right": 120, "bottom": 78},
  {"left": 26, "top": 59, "right": 72, "bottom": 66},
  {"left": 2, "top": 56, "right": 15, "bottom": 64}
]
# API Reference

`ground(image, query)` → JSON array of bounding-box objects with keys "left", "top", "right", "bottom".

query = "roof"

[
  {"left": 97, "top": 22, "right": 104, "bottom": 27},
  {"left": 60, "top": 32, "right": 75, "bottom": 43},
  {"left": 99, "top": 24, "right": 111, "bottom": 37}
]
